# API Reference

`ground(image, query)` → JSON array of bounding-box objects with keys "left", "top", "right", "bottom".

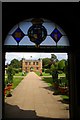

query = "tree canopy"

[
  {"left": 10, "top": 59, "right": 21, "bottom": 68},
  {"left": 42, "top": 54, "right": 58, "bottom": 69},
  {"left": 42, "top": 58, "right": 51, "bottom": 69},
  {"left": 58, "top": 59, "right": 66, "bottom": 70}
]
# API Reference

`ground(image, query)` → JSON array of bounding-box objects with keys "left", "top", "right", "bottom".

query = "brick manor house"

[{"left": 22, "top": 58, "right": 42, "bottom": 73}]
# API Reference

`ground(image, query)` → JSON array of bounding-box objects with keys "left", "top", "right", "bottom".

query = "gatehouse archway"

[{"left": 3, "top": 17, "right": 71, "bottom": 119}]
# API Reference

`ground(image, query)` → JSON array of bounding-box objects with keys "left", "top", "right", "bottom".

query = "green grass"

[
  {"left": 58, "top": 73, "right": 65, "bottom": 79},
  {"left": 5, "top": 76, "right": 24, "bottom": 89},
  {"left": 42, "top": 72, "right": 51, "bottom": 76},
  {"left": 5, "top": 72, "right": 27, "bottom": 77},
  {"left": 35, "top": 71, "right": 40, "bottom": 76},
  {"left": 35, "top": 71, "right": 51, "bottom": 76},
  {"left": 4, "top": 77, "right": 23, "bottom": 97},
  {"left": 13, "top": 77, "right": 23, "bottom": 89},
  {"left": 36, "top": 71, "right": 65, "bottom": 77},
  {"left": 14, "top": 72, "right": 27, "bottom": 76},
  {"left": 42, "top": 77, "right": 53, "bottom": 87},
  {"left": 61, "top": 95, "right": 69, "bottom": 99},
  {"left": 61, "top": 95, "right": 69, "bottom": 104}
]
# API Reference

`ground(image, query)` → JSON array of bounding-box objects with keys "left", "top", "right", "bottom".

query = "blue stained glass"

[
  {"left": 4, "top": 18, "right": 69, "bottom": 47},
  {"left": 54, "top": 29, "right": 58, "bottom": 33},
  {"left": 16, "top": 38, "right": 21, "bottom": 41},
  {"left": 12, "top": 28, "right": 25, "bottom": 43},
  {"left": 50, "top": 28, "right": 62, "bottom": 43}
]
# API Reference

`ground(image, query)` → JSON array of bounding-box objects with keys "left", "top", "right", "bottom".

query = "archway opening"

[
  {"left": 3, "top": 18, "right": 70, "bottom": 119},
  {"left": 4, "top": 52, "right": 70, "bottom": 119}
]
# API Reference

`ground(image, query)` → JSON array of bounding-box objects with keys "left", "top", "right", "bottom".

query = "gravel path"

[{"left": 5, "top": 72, "right": 69, "bottom": 119}]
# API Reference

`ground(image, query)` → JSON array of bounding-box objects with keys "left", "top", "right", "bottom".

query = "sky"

[{"left": 5, "top": 52, "right": 68, "bottom": 65}]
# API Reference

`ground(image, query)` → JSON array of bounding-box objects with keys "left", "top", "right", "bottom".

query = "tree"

[
  {"left": 50, "top": 64, "right": 55, "bottom": 73},
  {"left": 50, "top": 63, "right": 58, "bottom": 83},
  {"left": 42, "top": 58, "right": 51, "bottom": 69},
  {"left": 42, "top": 54, "right": 58, "bottom": 69},
  {"left": 6, "top": 65, "right": 14, "bottom": 84},
  {"left": 63, "top": 60, "right": 68, "bottom": 80},
  {"left": 58, "top": 59, "right": 66, "bottom": 70},
  {"left": 51, "top": 54, "right": 58, "bottom": 63},
  {"left": 10, "top": 59, "right": 21, "bottom": 68}
]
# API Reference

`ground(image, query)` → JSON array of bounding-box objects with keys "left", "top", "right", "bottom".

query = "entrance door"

[{"left": 30, "top": 67, "right": 34, "bottom": 72}]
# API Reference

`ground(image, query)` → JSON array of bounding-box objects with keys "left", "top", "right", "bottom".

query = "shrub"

[
  {"left": 14, "top": 69, "right": 19, "bottom": 73},
  {"left": 58, "top": 70, "right": 63, "bottom": 74},
  {"left": 12, "top": 68, "right": 16, "bottom": 75},
  {"left": 6, "top": 65, "right": 14, "bottom": 84},
  {"left": 45, "top": 69, "right": 50, "bottom": 73},
  {"left": 42, "top": 68, "right": 44, "bottom": 72},
  {"left": 18, "top": 68, "right": 22, "bottom": 72}
]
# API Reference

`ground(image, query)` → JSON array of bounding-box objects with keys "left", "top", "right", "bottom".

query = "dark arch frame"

[
  {"left": 2, "top": 25, "right": 71, "bottom": 120},
  {"left": 2, "top": 2, "right": 80, "bottom": 119}
]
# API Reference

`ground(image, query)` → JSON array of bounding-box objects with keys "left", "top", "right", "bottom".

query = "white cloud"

[{"left": 5, "top": 52, "right": 68, "bottom": 65}]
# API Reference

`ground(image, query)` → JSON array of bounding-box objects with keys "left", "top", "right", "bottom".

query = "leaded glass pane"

[
  {"left": 43, "top": 22, "right": 55, "bottom": 35},
  {"left": 56, "top": 25, "right": 66, "bottom": 35},
  {"left": 4, "top": 18, "right": 70, "bottom": 47},
  {"left": 31, "top": 18, "right": 44, "bottom": 25},
  {"left": 19, "top": 22, "right": 32, "bottom": 34},
  {"left": 40, "top": 36, "right": 56, "bottom": 46},
  {"left": 12, "top": 28, "right": 25, "bottom": 43},
  {"left": 50, "top": 28, "right": 62, "bottom": 43},
  {"left": 57, "top": 36, "right": 69, "bottom": 46},
  {"left": 8, "top": 24, "right": 18, "bottom": 34},
  {"left": 4, "top": 36, "right": 17, "bottom": 45},
  {"left": 19, "top": 36, "right": 35, "bottom": 46}
]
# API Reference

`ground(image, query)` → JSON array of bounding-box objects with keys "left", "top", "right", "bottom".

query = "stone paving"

[{"left": 4, "top": 72, "right": 69, "bottom": 119}]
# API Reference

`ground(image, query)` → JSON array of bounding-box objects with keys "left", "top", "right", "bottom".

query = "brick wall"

[{"left": 22, "top": 59, "right": 42, "bottom": 72}]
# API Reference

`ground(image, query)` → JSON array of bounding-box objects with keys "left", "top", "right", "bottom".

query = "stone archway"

[{"left": 3, "top": 17, "right": 72, "bottom": 119}]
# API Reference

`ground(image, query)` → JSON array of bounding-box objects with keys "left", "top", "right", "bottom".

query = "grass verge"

[
  {"left": 42, "top": 77, "right": 53, "bottom": 87},
  {"left": 5, "top": 76, "right": 24, "bottom": 89},
  {"left": 35, "top": 71, "right": 51, "bottom": 76},
  {"left": 14, "top": 72, "right": 27, "bottom": 76},
  {"left": 13, "top": 77, "right": 24, "bottom": 89}
]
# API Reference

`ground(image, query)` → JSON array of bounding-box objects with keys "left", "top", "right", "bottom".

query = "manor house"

[{"left": 22, "top": 58, "right": 42, "bottom": 73}]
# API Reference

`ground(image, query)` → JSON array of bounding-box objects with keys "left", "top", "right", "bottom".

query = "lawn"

[
  {"left": 61, "top": 95, "right": 69, "bottom": 99},
  {"left": 5, "top": 77, "right": 24, "bottom": 89},
  {"left": 35, "top": 71, "right": 40, "bottom": 76},
  {"left": 61, "top": 95, "right": 69, "bottom": 104},
  {"left": 5, "top": 72, "right": 26, "bottom": 89},
  {"left": 5, "top": 72, "right": 27, "bottom": 77},
  {"left": 36, "top": 71, "right": 65, "bottom": 78},
  {"left": 42, "top": 77, "right": 53, "bottom": 87},
  {"left": 42, "top": 72, "right": 51, "bottom": 76},
  {"left": 35, "top": 71, "right": 51, "bottom": 76},
  {"left": 13, "top": 77, "right": 24, "bottom": 89},
  {"left": 58, "top": 73, "right": 65, "bottom": 79},
  {"left": 14, "top": 72, "right": 27, "bottom": 76}
]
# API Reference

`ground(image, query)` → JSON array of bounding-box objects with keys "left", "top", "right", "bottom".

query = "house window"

[
  {"left": 33, "top": 62, "right": 35, "bottom": 65},
  {"left": 36, "top": 67, "right": 38, "bottom": 70},
  {"left": 36, "top": 62, "right": 38, "bottom": 65}
]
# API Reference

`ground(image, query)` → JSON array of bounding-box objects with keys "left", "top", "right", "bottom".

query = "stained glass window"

[
  {"left": 4, "top": 18, "right": 70, "bottom": 47},
  {"left": 12, "top": 27, "right": 25, "bottom": 44},
  {"left": 50, "top": 28, "right": 62, "bottom": 45},
  {"left": 28, "top": 24, "right": 47, "bottom": 47}
]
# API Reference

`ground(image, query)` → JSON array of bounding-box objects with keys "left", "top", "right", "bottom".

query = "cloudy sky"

[{"left": 5, "top": 52, "right": 68, "bottom": 65}]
